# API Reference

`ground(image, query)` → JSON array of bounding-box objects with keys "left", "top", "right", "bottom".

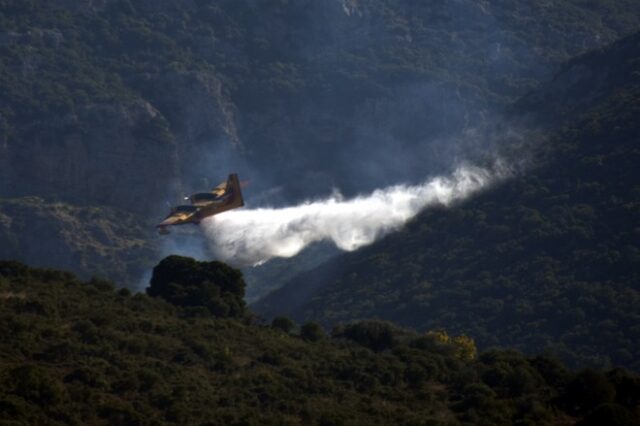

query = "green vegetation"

[
  {"left": 147, "top": 255, "right": 246, "bottom": 319},
  {"left": 0, "top": 197, "right": 156, "bottom": 285},
  {"left": 2, "top": 0, "right": 640, "bottom": 153},
  {"left": 254, "top": 31, "right": 640, "bottom": 371},
  {"left": 1, "top": 259, "right": 638, "bottom": 425},
  {"left": 1, "top": 3, "right": 639, "bottom": 422}
]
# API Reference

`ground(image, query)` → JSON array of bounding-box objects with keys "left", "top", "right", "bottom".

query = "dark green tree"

[
  {"left": 146, "top": 255, "right": 246, "bottom": 318},
  {"left": 563, "top": 369, "right": 616, "bottom": 414},
  {"left": 271, "top": 316, "right": 295, "bottom": 333},
  {"left": 300, "top": 322, "right": 325, "bottom": 342},
  {"left": 332, "top": 320, "right": 404, "bottom": 351}
]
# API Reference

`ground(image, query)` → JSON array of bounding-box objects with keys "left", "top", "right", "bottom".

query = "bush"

[
  {"left": 563, "top": 369, "right": 616, "bottom": 414},
  {"left": 332, "top": 320, "right": 403, "bottom": 351},
  {"left": 301, "top": 322, "right": 325, "bottom": 342},
  {"left": 272, "top": 316, "right": 295, "bottom": 333},
  {"left": 10, "top": 365, "right": 65, "bottom": 405},
  {"left": 579, "top": 403, "right": 636, "bottom": 426},
  {"left": 146, "top": 256, "right": 246, "bottom": 318}
]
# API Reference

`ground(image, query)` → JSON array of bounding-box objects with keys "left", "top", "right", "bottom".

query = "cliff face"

[
  {"left": 4, "top": 101, "right": 178, "bottom": 213},
  {"left": 140, "top": 70, "right": 241, "bottom": 189}
]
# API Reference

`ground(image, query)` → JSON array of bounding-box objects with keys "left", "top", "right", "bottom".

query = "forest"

[{"left": 1, "top": 258, "right": 638, "bottom": 425}]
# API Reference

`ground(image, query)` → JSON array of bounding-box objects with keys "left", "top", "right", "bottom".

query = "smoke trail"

[{"left": 203, "top": 163, "right": 505, "bottom": 265}]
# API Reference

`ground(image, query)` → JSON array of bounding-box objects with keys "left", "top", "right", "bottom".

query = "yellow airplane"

[{"left": 157, "top": 173, "right": 244, "bottom": 235}]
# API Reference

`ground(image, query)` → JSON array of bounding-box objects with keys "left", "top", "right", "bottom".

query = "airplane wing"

[
  {"left": 157, "top": 205, "right": 199, "bottom": 226},
  {"left": 158, "top": 213, "right": 189, "bottom": 226}
]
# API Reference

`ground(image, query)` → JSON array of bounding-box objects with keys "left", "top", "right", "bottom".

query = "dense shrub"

[
  {"left": 300, "top": 321, "right": 325, "bottom": 342},
  {"left": 271, "top": 316, "right": 295, "bottom": 333},
  {"left": 0, "top": 260, "right": 637, "bottom": 424},
  {"left": 332, "top": 320, "right": 405, "bottom": 351},
  {"left": 147, "top": 255, "right": 246, "bottom": 318}
]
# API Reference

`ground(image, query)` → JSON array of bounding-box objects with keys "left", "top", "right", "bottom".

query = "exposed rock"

[
  {"left": 141, "top": 70, "right": 241, "bottom": 187},
  {"left": 149, "top": 71, "right": 240, "bottom": 148}
]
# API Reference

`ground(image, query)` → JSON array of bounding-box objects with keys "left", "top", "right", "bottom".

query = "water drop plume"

[{"left": 204, "top": 164, "right": 504, "bottom": 265}]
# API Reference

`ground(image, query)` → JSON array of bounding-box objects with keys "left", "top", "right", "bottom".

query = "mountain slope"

[
  {"left": 2, "top": 0, "right": 640, "bottom": 281},
  {"left": 0, "top": 197, "right": 156, "bottom": 284},
  {"left": 253, "top": 32, "right": 640, "bottom": 370},
  {"left": 3, "top": 0, "right": 640, "bottom": 202}
]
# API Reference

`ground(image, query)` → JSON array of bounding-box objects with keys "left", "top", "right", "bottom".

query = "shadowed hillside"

[
  {"left": 253, "top": 31, "right": 640, "bottom": 371},
  {"left": 2, "top": 1, "right": 640, "bottom": 280},
  {"left": 0, "top": 197, "right": 156, "bottom": 284}
]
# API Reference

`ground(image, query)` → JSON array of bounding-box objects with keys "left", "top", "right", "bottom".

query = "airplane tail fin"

[{"left": 226, "top": 173, "right": 245, "bottom": 209}]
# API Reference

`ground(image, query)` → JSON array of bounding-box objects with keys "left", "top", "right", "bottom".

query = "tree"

[
  {"left": 300, "top": 322, "right": 325, "bottom": 342},
  {"left": 272, "top": 316, "right": 295, "bottom": 333},
  {"left": 563, "top": 369, "right": 616, "bottom": 414},
  {"left": 146, "top": 256, "right": 246, "bottom": 318},
  {"left": 332, "top": 320, "right": 404, "bottom": 351}
]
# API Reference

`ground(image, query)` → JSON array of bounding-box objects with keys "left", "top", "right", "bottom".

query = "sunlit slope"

[
  {"left": 1, "top": 259, "right": 639, "bottom": 424},
  {"left": 253, "top": 32, "right": 640, "bottom": 370}
]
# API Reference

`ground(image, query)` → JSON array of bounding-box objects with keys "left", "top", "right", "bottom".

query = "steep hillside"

[
  {"left": 2, "top": 0, "right": 640, "bottom": 203},
  {"left": 243, "top": 242, "right": 340, "bottom": 303},
  {"left": 0, "top": 197, "right": 156, "bottom": 284},
  {"left": 253, "top": 32, "right": 640, "bottom": 370},
  {"left": 1, "top": 259, "right": 639, "bottom": 425},
  {"left": 2, "top": 0, "right": 640, "bottom": 284}
]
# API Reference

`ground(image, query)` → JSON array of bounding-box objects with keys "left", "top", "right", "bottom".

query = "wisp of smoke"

[{"left": 203, "top": 164, "right": 505, "bottom": 265}]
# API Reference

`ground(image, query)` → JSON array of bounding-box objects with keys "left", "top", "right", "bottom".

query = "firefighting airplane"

[{"left": 156, "top": 173, "right": 244, "bottom": 235}]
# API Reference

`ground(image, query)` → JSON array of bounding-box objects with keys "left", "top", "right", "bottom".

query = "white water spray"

[{"left": 204, "top": 164, "right": 505, "bottom": 265}]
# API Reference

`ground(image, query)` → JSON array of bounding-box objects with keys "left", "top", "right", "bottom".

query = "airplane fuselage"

[{"left": 156, "top": 173, "right": 244, "bottom": 234}]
